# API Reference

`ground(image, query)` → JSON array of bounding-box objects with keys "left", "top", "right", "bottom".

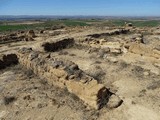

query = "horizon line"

[{"left": 1, "top": 15, "right": 160, "bottom": 17}]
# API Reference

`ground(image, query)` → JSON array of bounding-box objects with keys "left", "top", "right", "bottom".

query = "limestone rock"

[
  {"left": 143, "top": 71, "right": 150, "bottom": 76},
  {"left": 107, "top": 56, "right": 118, "bottom": 63},
  {"left": 85, "top": 65, "right": 105, "bottom": 80},
  {"left": 110, "top": 48, "right": 122, "bottom": 54},
  {"left": 101, "top": 42, "right": 123, "bottom": 49},
  {"left": 107, "top": 94, "right": 123, "bottom": 108}
]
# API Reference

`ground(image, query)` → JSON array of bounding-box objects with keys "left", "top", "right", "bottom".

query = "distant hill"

[{"left": 0, "top": 15, "right": 160, "bottom": 21}]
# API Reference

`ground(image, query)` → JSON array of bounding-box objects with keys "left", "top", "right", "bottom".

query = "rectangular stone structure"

[{"left": 17, "top": 48, "right": 110, "bottom": 109}]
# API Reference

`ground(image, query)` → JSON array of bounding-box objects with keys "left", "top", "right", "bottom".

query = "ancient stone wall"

[
  {"left": 42, "top": 38, "right": 75, "bottom": 52},
  {"left": 17, "top": 48, "right": 111, "bottom": 109},
  {"left": 87, "top": 29, "right": 129, "bottom": 38},
  {"left": 0, "top": 30, "right": 36, "bottom": 44}
]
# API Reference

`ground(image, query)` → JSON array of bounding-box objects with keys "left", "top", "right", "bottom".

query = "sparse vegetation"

[{"left": 111, "top": 20, "right": 160, "bottom": 27}]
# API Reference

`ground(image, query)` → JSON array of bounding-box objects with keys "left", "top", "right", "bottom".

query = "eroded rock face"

[{"left": 17, "top": 47, "right": 114, "bottom": 109}]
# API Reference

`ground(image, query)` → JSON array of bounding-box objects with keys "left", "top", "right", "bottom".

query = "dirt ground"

[{"left": 0, "top": 25, "right": 160, "bottom": 120}]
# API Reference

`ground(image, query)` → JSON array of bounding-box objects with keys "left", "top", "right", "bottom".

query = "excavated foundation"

[{"left": 16, "top": 47, "right": 113, "bottom": 109}]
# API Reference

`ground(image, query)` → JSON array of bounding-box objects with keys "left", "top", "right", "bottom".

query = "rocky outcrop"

[
  {"left": 16, "top": 48, "right": 119, "bottom": 109},
  {"left": 0, "top": 54, "right": 18, "bottom": 70}
]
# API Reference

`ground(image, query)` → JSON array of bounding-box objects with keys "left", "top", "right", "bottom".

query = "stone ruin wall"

[{"left": 16, "top": 48, "right": 111, "bottom": 109}]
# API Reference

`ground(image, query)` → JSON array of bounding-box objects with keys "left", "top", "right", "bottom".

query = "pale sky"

[{"left": 0, "top": 0, "right": 160, "bottom": 16}]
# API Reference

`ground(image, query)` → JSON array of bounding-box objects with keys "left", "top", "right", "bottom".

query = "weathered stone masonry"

[{"left": 17, "top": 48, "right": 111, "bottom": 109}]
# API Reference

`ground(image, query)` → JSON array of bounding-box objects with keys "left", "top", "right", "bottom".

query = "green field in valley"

[
  {"left": 0, "top": 19, "right": 160, "bottom": 32},
  {"left": 0, "top": 20, "right": 90, "bottom": 32}
]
